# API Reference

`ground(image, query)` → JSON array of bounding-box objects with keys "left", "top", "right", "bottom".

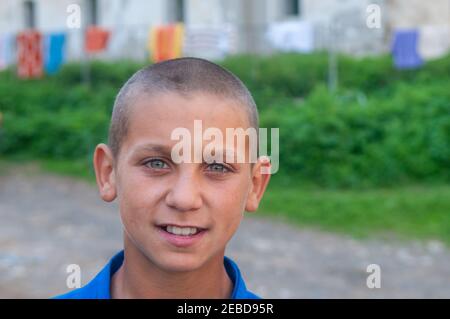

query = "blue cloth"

[
  {"left": 54, "top": 250, "right": 260, "bottom": 299},
  {"left": 44, "top": 33, "right": 66, "bottom": 75},
  {"left": 391, "top": 29, "right": 423, "bottom": 69}
]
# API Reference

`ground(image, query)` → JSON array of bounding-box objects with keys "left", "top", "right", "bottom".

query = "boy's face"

[{"left": 94, "top": 92, "right": 270, "bottom": 273}]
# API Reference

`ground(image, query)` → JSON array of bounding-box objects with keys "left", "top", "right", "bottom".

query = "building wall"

[
  {"left": 96, "top": 0, "right": 167, "bottom": 60},
  {"left": 0, "top": 0, "right": 171, "bottom": 61},
  {"left": 0, "top": 0, "right": 448, "bottom": 60},
  {"left": 386, "top": 0, "right": 449, "bottom": 28},
  {"left": 385, "top": 0, "right": 450, "bottom": 59},
  {"left": 301, "top": 0, "right": 387, "bottom": 55}
]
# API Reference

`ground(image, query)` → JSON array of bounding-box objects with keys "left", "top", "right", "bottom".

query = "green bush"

[
  {"left": 260, "top": 82, "right": 450, "bottom": 187},
  {"left": 0, "top": 53, "right": 449, "bottom": 188}
]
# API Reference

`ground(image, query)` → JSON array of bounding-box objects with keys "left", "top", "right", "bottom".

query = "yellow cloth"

[{"left": 149, "top": 23, "right": 184, "bottom": 63}]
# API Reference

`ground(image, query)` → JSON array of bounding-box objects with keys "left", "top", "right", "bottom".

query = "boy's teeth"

[{"left": 166, "top": 225, "right": 199, "bottom": 236}]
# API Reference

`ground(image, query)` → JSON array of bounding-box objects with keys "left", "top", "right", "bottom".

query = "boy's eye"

[
  {"left": 206, "top": 162, "right": 230, "bottom": 173},
  {"left": 145, "top": 159, "right": 169, "bottom": 170}
]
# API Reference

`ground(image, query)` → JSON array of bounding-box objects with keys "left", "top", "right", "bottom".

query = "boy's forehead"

[
  {"left": 117, "top": 91, "right": 256, "bottom": 162},
  {"left": 126, "top": 92, "right": 251, "bottom": 141}
]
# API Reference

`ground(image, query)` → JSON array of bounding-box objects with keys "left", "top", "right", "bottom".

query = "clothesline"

[
  {"left": 1, "top": 21, "right": 446, "bottom": 78},
  {"left": 0, "top": 23, "right": 239, "bottom": 78}
]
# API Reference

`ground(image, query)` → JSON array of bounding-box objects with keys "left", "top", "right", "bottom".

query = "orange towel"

[
  {"left": 85, "top": 26, "right": 110, "bottom": 53},
  {"left": 150, "top": 24, "right": 184, "bottom": 62}
]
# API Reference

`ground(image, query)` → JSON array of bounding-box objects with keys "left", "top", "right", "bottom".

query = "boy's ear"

[
  {"left": 93, "top": 143, "right": 117, "bottom": 202},
  {"left": 245, "top": 156, "right": 271, "bottom": 212}
]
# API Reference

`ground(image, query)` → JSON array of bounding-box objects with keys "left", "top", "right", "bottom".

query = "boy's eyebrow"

[{"left": 132, "top": 143, "right": 173, "bottom": 156}]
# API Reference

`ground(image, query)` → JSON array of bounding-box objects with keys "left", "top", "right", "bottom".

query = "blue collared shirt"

[{"left": 54, "top": 250, "right": 260, "bottom": 299}]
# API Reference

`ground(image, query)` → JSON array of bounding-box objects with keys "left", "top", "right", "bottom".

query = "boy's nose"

[{"left": 165, "top": 172, "right": 203, "bottom": 212}]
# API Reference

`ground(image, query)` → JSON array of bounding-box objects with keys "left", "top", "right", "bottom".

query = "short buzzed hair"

[{"left": 108, "top": 57, "right": 259, "bottom": 158}]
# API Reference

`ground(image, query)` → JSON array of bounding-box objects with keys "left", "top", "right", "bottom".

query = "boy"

[{"left": 55, "top": 57, "right": 271, "bottom": 299}]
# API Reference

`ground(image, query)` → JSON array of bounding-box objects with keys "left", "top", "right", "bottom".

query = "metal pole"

[
  {"left": 81, "top": 0, "right": 90, "bottom": 86},
  {"left": 328, "top": 18, "right": 338, "bottom": 92}
]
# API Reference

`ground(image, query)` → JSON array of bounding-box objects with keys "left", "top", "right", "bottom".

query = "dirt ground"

[{"left": 0, "top": 164, "right": 449, "bottom": 298}]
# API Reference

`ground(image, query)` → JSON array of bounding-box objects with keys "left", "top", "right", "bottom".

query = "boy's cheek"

[
  {"left": 117, "top": 183, "right": 156, "bottom": 224},
  {"left": 116, "top": 172, "right": 154, "bottom": 204},
  {"left": 118, "top": 200, "right": 141, "bottom": 229}
]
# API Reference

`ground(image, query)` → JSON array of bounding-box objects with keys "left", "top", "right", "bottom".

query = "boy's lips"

[
  {"left": 156, "top": 223, "right": 208, "bottom": 230},
  {"left": 155, "top": 223, "right": 209, "bottom": 248}
]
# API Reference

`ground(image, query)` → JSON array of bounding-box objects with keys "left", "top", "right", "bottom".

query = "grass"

[
  {"left": 39, "top": 158, "right": 96, "bottom": 182},
  {"left": 2, "top": 156, "right": 449, "bottom": 245},
  {"left": 258, "top": 180, "right": 450, "bottom": 245},
  {"left": 0, "top": 155, "right": 96, "bottom": 183}
]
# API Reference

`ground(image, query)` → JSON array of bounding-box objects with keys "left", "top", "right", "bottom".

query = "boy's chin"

[{"left": 156, "top": 253, "right": 209, "bottom": 273}]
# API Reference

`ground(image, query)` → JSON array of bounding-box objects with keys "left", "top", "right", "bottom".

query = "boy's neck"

[{"left": 110, "top": 235, "right": 233, "bottom": 299}]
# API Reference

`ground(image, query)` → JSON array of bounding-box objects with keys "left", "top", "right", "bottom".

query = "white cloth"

[
  {"left": 183, "top": 24, "right": 237, "bottom": 60},
  {"left": 418, "top": 25, "right": 450, "bottom": 60},
  {"left": 266, "top": 20, "right": 314, "bottom": 53}
]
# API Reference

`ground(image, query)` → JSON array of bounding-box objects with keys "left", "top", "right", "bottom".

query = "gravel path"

[{"left": 0, "top": 164, "right": 449, "bottom": 298}]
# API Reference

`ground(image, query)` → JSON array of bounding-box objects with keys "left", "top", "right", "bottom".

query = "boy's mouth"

[
  {"left": 156, "top": 224, "right": 208, "bottom": 248},
  {"left": 157, "top": 224, "right": 208, "bottom": 236}
]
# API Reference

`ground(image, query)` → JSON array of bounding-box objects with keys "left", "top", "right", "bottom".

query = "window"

[
  {"left": 87, "top": 0, "right": 98, "bottom": 25},
  {"left": 23, "top": 0, "right": 36, "bottom": 29},
  {"left": 285, "top": 0, "right": 301, "bottom": 17},
  {"left": 174, "top": 0, "right": 185, "bottom": 23}
]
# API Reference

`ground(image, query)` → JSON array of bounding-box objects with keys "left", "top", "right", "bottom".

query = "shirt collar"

[{"left": 73, "top": 250, "right": 259, "bottom": 299}]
